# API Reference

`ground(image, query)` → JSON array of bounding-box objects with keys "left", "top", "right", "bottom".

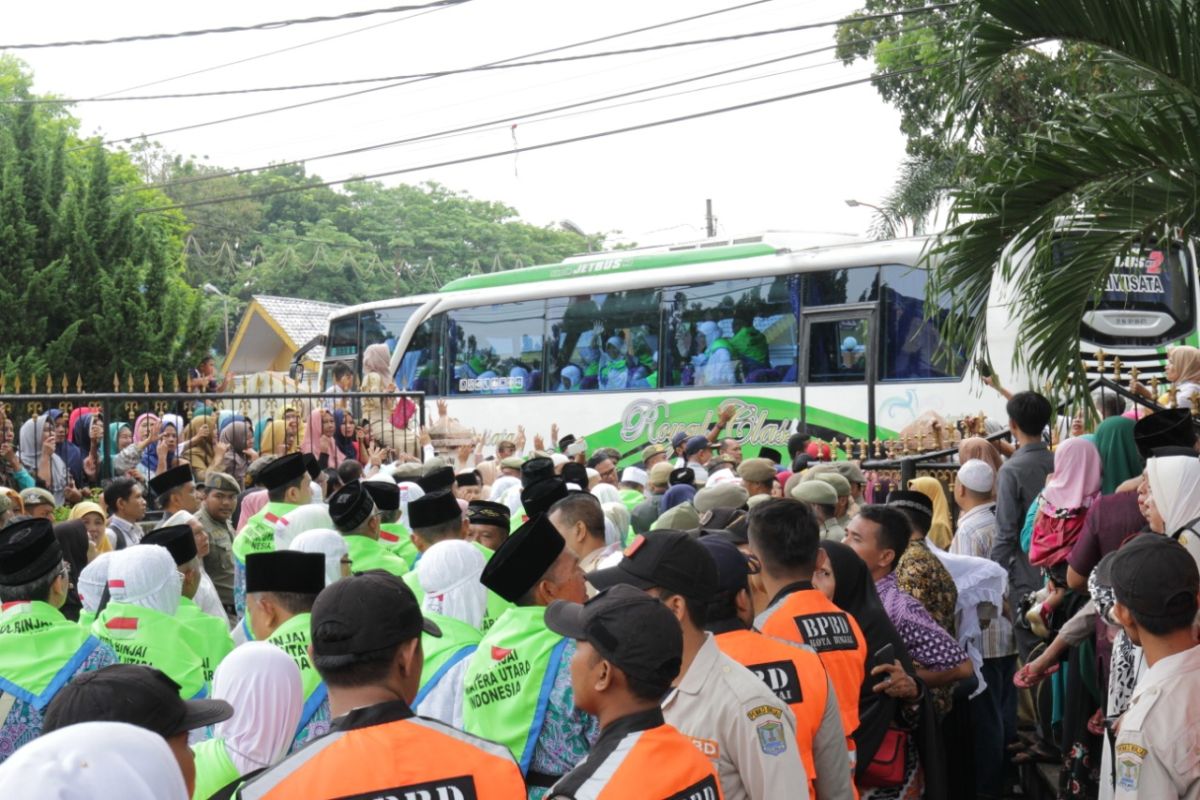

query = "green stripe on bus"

[{"left": 439, "top": 243, "right": 779, "bottom": 292}]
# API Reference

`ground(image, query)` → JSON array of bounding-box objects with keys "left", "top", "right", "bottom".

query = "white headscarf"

[
  {"left": 591, "top": 483, "right": 620, "bottom": 505},
  {"left": 19, "top": 414, "right": 68, "bottom": 500},
  {"left": 488, "top": 476, "right": 519, "bottom": 505},
  {"left": 212, "top": 642, "right": 304, "bottom": 775},
  {"left": 417, "top": 540, "right": 487, "bottom": 628},
  {"left": 106, "top": 546, "right": 182, "bottom": 616},
  {"left": 274, "top": 504, "right": 334, "bottom": 551},
  {"left": 78, "top": 552, "right": 115, "bottom": 614},
  {"left": 0, "top": 721, "right": 188, "bottom": 799},
  {"left": 290, "top": 529, "right": 348, "bottom": 586},
  {"left": 397, "top": 481, "right": 425, "bottom": 529},
  {"left": 1146, "top": 455, "right": 1200, "bottom": 535},
  {"left": 601, "top": 501, "right": 630, "bottom": 547}
]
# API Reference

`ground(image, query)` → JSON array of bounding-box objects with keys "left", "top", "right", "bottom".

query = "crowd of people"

[{"left": 1, "top": 377, "right": 1199, "bottom": 800}]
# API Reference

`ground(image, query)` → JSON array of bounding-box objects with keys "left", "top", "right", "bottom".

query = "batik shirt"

[{"left": 527, "top": 638, "right": 600, "bottom": 800}]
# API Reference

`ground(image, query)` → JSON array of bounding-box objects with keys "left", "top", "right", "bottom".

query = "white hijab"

[
  {"left": 212, "top": 642, "right": 303, "bottom": 775},
  {"left": 601, "top": 501, "right": 630, "bottom": 547},
  {"left": 487, "top": 476, "right": 520, "bottom": 505},
  {"left": 417, "top": 540, "right": 487, "bottom": 628},
  {"left": 1146, "top": 455, "right": 1200, "bottom": 536},
  {"left": 274, "top": 504, "right": 334, "bottom": 551},
  {"left": 78, "top": 552, "right": 115, "bottom": 614},
  {"left": 0, "top": 721, "right": 188, "bottom": 799},
  {"left": 290, "top": 529, "right": 348, "bottom": 586},
  {"left": 106, "top": 546, "right": 182, "bottom": 616},
  {"left": 397, "top": 481, "right": 425, "bottom": 529},
  {"left": 591, "top": 483, "right": 621, "bottom": 505}
]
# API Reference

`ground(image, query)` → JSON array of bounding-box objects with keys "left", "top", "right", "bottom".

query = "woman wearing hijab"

[
  {"left": 1092, "top": 416, "right": 1144, "bottom": 495},
  {"left": 907, "top": 476, "right": 955, "bottom": 550},
  {"left": 258, "top": 419, "right": 290, "bottom": 457},
  {"left": 332, "top": 410, "right": 359, "bottom": 464},
  {"left": 0, "top": 721, "right": 190, "bottom": 800},
  {"left": 659, "top": 483, "right": 696, "bottom": 513},
  {"left": 180, "top": 415, "right": 218, "bottom": 482},
  {"left": 289, "top": 529, "right": 349, "bottom": 586},
  {"left": 413, "top": 540, "right": 486, "bottom": 727},
  {"left": 1131, "top": 344, "right": 1200, "bottom": 408},
  {"left": 53, "top": 520, "right": 92, "bottom": 622},
  {"left": 1029, "top": 437, "right": 1102, "bottom": 570},
  {"left": 191, "top": 643, "right": 303, "bottom": 800},
  {"left": 218, "top": 418, "right": 256, "bottom": 487},
  {"left": 299, "top": 408, "right": 342, "bottom": 469},
  {"left": 958, "top": 436, "right": 1004, "bottom": 480},
  {"left": 557, "top": 364, "right": 583, "bottom": 392},
  {"left": 361, "top": 343, "right": 416, "bottom": 459},
  {"left": 46, "top": 409, "right": 86, "bottom": 489},
  {"left": 69, "top": 412, "right": 105, "bottom": 486},
  {"left": 817, "top": 540, "right": 948, "bottom": 800},
  {"left": 20, "top": 413, "right": 69, "bottom": 504}
]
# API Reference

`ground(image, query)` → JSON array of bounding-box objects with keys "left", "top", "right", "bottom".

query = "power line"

[
  {"left": 76, "top": 2, "right": 959, "bottom": 148},
  {"left": 94, "top": 5, "right": 454, "bottom": 98},
  {"left": 123, "top": 27, "right": 909, "bottom": 196},
  {"left": 0, "top": 1, "right": 472, "bottom": 50},
  {"left": 139, "top": 61, "right": 946, "bottom": 215}
]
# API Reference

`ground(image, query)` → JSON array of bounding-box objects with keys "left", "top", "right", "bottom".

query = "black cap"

[
  {"left": 0, "top": 517, "right": 62, "bottom": 586},
  {"left": 408, "top": 490, "right": 462, "bottom": 530},
  {"left": 147, "top": 464, "right": 194, "bottom": 497},
  {"left": 257, "top": 452, "right": 309, "bottom": 492},
  {"left": 683, "top": 436, "right": 709, "bottom": 457},
  {"left": 468, "top": 500, "right": 510, "bottom": 528},
  {"left": 1103, "top": 534, "right": 1199, "bottom": 619},
  {"left": 759, "top": 446, "right": 783, "bottom": 465},
  {"left": 522, "top": 478, "right": 568, "bottom": 518},
  {"left": 417, "top": 466, "right": 455, "bottom": 494},
  {"left": 481, "top": 514, "right": 565, "bottom": 603},
  {"left": 1133, "top": 409, "right": 1197, "bottom": 459},
  {"left": 521, "top": 457, "right": 556, "bottom": 489},
  {"left": 140, "top": 525, "right": 198, "bottom": 566},
  {"left": 328, "top": 480, "right": 377, "bottom": 532},
  {"left": 246, "top": 551, "right": 325, "bottom": 595},
  {"left": 42, "top": 664, "right": 232, "bottom": 737},
  {"left": 546, "top": 584, "right": 683, "bottom": 686},
  {"left": 303, "top": 453, "right": 321, "bottom": 480},
  {"left": 589, "top": 530, "right": 718, "bottom": 601},
  {"left": 1149, "top": 446, "right": 1199, "bottom": 459},
  {"left": 888, "top": 490, "right": 933, "bottom": 530},
  {"left": 455, "top": 470, "right": 481, "bottom": 488},
  {"left": 311, "top": 571, "right": 441, "bottom": 667},
  {"left": 698, "top": 535, "right": 752, "bottom": 594},
  {"left": 561, "top": 462, "right": 588, "bottom": 488},
  {"left": 363, "top": 480, "right": 401, "bottom": 512},
  {"left": 558, "top": 434, "right": 576, "bottom": 452},
  {"left": 669, "top": 467, "right": 695, "bottom": 487}
]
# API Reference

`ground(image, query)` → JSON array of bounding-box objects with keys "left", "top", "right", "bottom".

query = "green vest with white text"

[
  {"left": 414, "top": 611, "right": 481, "bottom": 707},
  {"left": 460, "top": 605, "right": 568, "bottom": 774},
  {"left": 176, "top": 597, "right": 234, "bottom": 687},
  {"left": 0, "top": 601, "right": 101, "bottom": 710},
  {"left": 266, "top": 612, "right": 327, "bottom": 736},
  {"left": 191, "top": 737, "right": 240, "bottom": 800},
  {"left": 232, "top": 503, "right": 296, "bottom": 566},
  {"left": 344, "top": 534, "right": 409, "bottom": 577},
  {"left": 92, "top": 602, "right": 208, "bottom": 699}
]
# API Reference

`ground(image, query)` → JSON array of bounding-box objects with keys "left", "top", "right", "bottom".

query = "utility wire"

[
  {"left": 139, "top": 61, "right": 946, "bottom": 215},
  {"left": 76, "top": 1, "right": 958, "bottom": 148},
  {"left": 0, "top": 1, "right": 472, "bottom": 50},
  {"left": 124, "top": 24, "right": 922, "bottom": 195}
]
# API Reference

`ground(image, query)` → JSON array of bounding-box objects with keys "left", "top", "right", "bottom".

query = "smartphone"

[
  {"left": 566, "top": 440, "right": 587, "bottom": 457},
  {"left": 873, "top": 643, "right": 895, "bottom": 683},
  {"left": 976, "top": 359, "right": 993, "bottom": 379}
]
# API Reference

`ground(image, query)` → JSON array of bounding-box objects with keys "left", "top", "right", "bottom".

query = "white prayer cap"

[
  {"left": 417, "top": 540, "right": 487, "bottom": 629},
  {"left": 274, "top": 504, "right": 334, "bottom": 551},
  {"left": 78, "top": 552, "right": 115, "bottom": 614},
  {"left": 620, "top": 466, "right": 648, "bottom": 487},
  {"left": 289, "top": 529, "right": 347, "bottom": 587},
  {"left": 958, "top": 459, "right": 995, "bottom": 493}
]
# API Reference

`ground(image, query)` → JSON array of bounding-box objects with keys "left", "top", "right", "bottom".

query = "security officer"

[
  {"left": 791, "top": 480, "right": 845, "bottom": 542},
  {"left": 811, "top": 472, "right": 853, "bottom": 529},
  {"left": 198, "top": 472, "right": 241, "bottom": 618},
  {"left": 235, "top": 571, "right": 526, "bottom": 799},
  {"left": 231, "top": 453, "right": 317, "bottom": 616},
  {"left": 140, "top": 526, "right": 234, "bottom": 690},
  {"left": 244, "top": 550, "right": 330, "bottom": 751},
  {"left": 737, "top": 458, "right": 778, "bottom": 502},
  {"left": 545, "top": 584, "right": 722, "bottom": 800},
  {"left": 1104, "top": 536, "right": 1200, "bottom": 799},
  {"left": 363, "top": 476, "right": 420, "bottom": 568},
  {"left": 749, "top": 499, "right": 867, "bottom": 767},
  {"left": 590, "top": 530, "right": 809, "bottom": 800},
  {"left": 328, "top": 480, "right": 409, "bottom": 577},
  {"left": 700, "top": 535, "right": 854, "bottom": 800}
]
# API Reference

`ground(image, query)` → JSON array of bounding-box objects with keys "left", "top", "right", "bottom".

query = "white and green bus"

[{"left": 311, "top": 232, "right": 1196, "bottom": 462}]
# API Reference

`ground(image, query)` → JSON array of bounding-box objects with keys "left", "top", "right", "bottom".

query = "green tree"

[{"left": 927, "top": 0, "right": 1200, "bottom": 395}]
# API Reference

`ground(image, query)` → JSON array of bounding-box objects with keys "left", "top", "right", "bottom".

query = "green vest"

[
  {"left": 191, "top": 737, "right": 240, "bottom": 800},
  {"left": 78, "top": 609, "right": 95, "bottom": 629},
  {"left": 403, "top": 542, "right": 511, "bottom": 633},
  {"left": 461, "top": 605, "right": 568, "bottom": 773},
  {"left": 344, "top": 534, "right": 409, "bottom": 577},
  {"left": 92, "top": 602, "right": 208, "bottom": 699},
  {"left": 379, "top": 522, "right": 421, "bottom": 568},
  {"left": 619, "top": 488, "right": 643, "bottom": 513},
  {"left": 176, "top": 597, "right": 234, "bottom": 688},
  {"left": 707, "top": 337, "right": 734, "bottom": 356},
  {"left": 414, "top": 611, "right": 481, "bottom": 708},
  {"left": 266, "top": 613, "right": 327, "bottom": 736},
  {"left": 0, "top": 601, "right": 101, "bottom": 709},
  {"left": 232, "top": 503, "right": 297, "bottom": 567}
]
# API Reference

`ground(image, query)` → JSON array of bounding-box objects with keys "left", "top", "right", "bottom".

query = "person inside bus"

[
  {"left": 600, "top": 335, "right": 632, "bottom": 391},
  {"left": 730, "top": 310, "right": 769, "bottom": 374},
  {"left": 693, "top": 321, "right": 736, "bottom": 386},
  {"left": 556, "top": 365, "right": 583, "bottom": 392}
]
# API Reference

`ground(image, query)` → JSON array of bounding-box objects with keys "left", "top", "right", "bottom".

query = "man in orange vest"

[
  {"left": 235, "top": 571, "right": 525, "bottom": 800},
  {"left": 544, "top": 584, "right": 723, "bottom": 800},
  {"left": 699, "top": 535, "right": 854, "bottom": 800},
  {"left": 748, "top": 499, "right": 867, "bottom": 768}
]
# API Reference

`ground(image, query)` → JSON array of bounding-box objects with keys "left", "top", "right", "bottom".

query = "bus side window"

[
  {"left": 397, "top": 316, "right": 443, "bottom": 397},
  {"left": 447, "top": 300, "right": 545, "bottom": 395},
  {"left": 546, "top": 289, "right": 660, "bottom": 392},
  {"left": 664, "top": 276, "right": 797, "bottom": 387},
  {"left": 879, "top": 265, "right": 964, "bottom": 380}
]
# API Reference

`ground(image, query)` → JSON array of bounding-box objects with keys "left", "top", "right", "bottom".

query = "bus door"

[{"left": 800, "top": 304, "right": 877, "bottom": 444}]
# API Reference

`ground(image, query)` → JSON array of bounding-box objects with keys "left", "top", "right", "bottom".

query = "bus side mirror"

[{"left": 288, "top": 362, "right": 305, "bottom": 383}]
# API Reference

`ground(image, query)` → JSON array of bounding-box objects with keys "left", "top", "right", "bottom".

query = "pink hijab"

[
  {"left": 1042, "top": 437, "right": 1102, "bottom": 512},
  {"left": 236, "top": 489, "right": 269, "bottom": 532},
  {"left": 299, "top": 408, "right": 343, "bottom": 467}
]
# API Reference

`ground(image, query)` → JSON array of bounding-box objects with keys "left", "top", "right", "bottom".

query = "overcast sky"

[{"left": 6, "top": 0, "right": 910, "bottom": 246}]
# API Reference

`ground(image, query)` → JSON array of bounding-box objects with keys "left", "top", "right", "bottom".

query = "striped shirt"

[{"left": 949, "top": 503, "right": 1017, "bottom": 659}]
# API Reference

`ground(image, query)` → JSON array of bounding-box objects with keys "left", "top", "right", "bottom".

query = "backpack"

[{"left": 1028, "top": 497, "right": 1087, "bottom": 567}]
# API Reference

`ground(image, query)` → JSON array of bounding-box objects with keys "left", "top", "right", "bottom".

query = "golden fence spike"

[
  {"left": 1169, "top": 385, "right": 1180, "bottom": 408},
  {"left": 60, "top": 374, "right": 67, "bottom": 394},
  {"left": 75, "top": 374, "right": 83, "bottom": 394},
  {"left": 1096, "top": 349, "right": 1107, "bottom": 372},
  {"left": 268, "top": 373, "right": 275, "bottom": 393},
  {"left": 1192, "top": 394, "right": 1200, "bottom": 417},
  {"left": 1112, "top": 357, "right": 1123, "bottom": 383},
  {"left": 157, "top": 373, "right": 164, "bottom": 393},
  {"left": 1129, "top": 366, "right": 1141, "bottom": 386},
  {"left": 255, "top": 374, "right": 263, "bottom": 393},
  {"left": 0, "top": 374, "right": 6, "bottom": 395},
  {"left": 172, "top": 374, "right": 180, "bottom": 393},
  {"left": 113, "top": 372, "right": 120, "bottom": 393},
  {"left": 127, "top": 373, "right": 134, "bottom": 394},
  {"left": 13, "top": 375, "right": 21, "bottom": 395},
  {"left": 143, "top": 373, "right": 150, "bottom": 393},
  {"left": 1151, "top": 376, "right": 1161, "bottom": 397}
]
